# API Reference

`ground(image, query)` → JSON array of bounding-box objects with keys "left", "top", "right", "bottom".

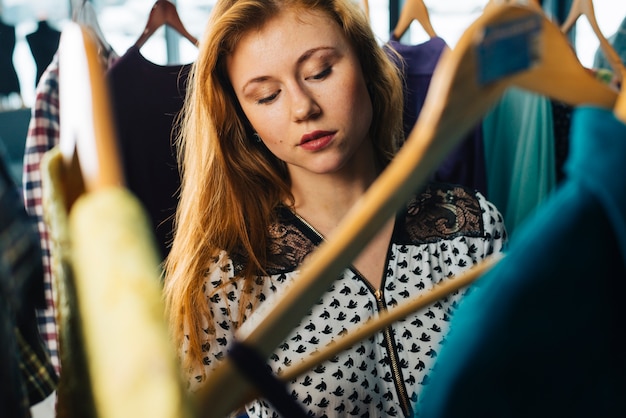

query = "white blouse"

[{"left": 185, "top": 183, "right": 507, "bottom": 418}]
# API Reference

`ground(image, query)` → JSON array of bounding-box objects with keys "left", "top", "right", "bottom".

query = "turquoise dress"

[{"left": 482, "top": 87, "right": 556, "bottom": 237}]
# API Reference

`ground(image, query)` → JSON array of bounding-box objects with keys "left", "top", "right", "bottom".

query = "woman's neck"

[{"left": 288, "top": 145, "right": 381, "bottom": 238}]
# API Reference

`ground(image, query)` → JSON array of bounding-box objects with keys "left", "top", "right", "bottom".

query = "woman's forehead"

[{"left": 229, "top": 8, "right": 345, "bottom": 60}]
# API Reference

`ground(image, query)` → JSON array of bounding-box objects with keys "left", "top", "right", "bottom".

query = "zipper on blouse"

[
  {"left": 374, "top": 288, "right": 413, "bottom": 417},
  {"left": 291, "top": 210, "right": 325, "bottom": 241},
  {"left": 293, "top": 210, "right": 412, "bottom": 416}
]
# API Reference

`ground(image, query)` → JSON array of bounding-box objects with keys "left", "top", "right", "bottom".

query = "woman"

[{"left": 163, "top": 0, "right": 507, "bottom": 416}]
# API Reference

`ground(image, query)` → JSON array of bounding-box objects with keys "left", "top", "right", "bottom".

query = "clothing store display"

[
  {"left": 1, "top": 152, "right": 57, "bottom": 418},
  {"left": 416, "top": 105, "right": 626, "bottom": 417},
  {"left": 386, "top": 36, "right": 488, "bottom": 197},
  {"left": 22, "top": 33, "right": 118, "bottom": 376},
  {"left": 27, "top": 21, "right": 61, "bottom": 86},
  {"left": 188, "top": 183, "right": 507, "bottom": 418},
  {"left": 106, "top": 46, "right": 191, "bottom": 261},
  {"left": 482, "top": 87, "right": 557, "bottom": 238},
  {"left": 12, "top": 2, "right": 622, "bottom": 417},
  {"left": 41, "top": 145, "right": 193, "bottom": 418},
  {"left": 0, "top": 20, "right": 21, "bottom": 97}
]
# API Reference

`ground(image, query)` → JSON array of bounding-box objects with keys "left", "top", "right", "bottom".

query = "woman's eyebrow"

[
  {"left": 242, "top": 46, "right": 337, "bottom": 92},
  {"left": 297, "top": 46, "right": 336, "bottom": 65},
  {"left": 242, "top": 75, "right": 272, "bottom": 93}
]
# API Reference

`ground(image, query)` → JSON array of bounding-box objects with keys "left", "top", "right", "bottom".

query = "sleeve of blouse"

[{"left": 184, "top": 251, "right": 254, "bottom": 392}]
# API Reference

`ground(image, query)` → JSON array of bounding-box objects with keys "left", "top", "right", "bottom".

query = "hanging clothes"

[
  {"left": 482, "top": 87, "right": 557, "bottom": 238},
  {"left": 40, "top": 147, "right": 98, "bottom": 418},
  {"left": 386, "top": 36, "right": 447, "bottom": 136},
  {"left": 416, "top": 105, "right": 626, "bottom": 417},
  {"left": 106, "top": 46, "right": 192, "bottom": 261},
  {"left": 1, "top": 152, "right": 57, "bottom": 418},
  {"left": 386, "top": 35, "right": 488, "bottom": 197},
  {"left": 22, "top": 32, "right": 118, "bottom": 378},
  {"left": 22, "top": 54, "right": 62, "bottom": 376},
  {"left": 40, "top": 144, "right": 190, "bottom": 418},
  {"left": 0, "top": 20, "right": 21, "bottom": 97},
  {"left": 67, "top": 180, "right": 193, "bottom": 418}
]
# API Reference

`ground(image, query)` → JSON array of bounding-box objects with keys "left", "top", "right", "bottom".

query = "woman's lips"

[{"left": 299, "top": 131, "right": 335, "bottom": 151}]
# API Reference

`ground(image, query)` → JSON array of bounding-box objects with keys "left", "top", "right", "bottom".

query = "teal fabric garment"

[
  {"left": 415, "top": 106, "right": 626, "bottom": 417},
  {"left": 482, "top": 87, "right": 556, "bottom": 238}
]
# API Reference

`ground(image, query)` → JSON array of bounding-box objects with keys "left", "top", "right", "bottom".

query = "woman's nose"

[{"left": 291, "top": 84, "right": 321, "bottom": 122}]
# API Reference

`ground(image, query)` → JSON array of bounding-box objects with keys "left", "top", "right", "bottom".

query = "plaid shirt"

[
  {"left": 22, "top": 53, "right": 61, "bottom": 375},
  {"left": 22, "top": 47, "right": 119, "bottom": 377}
]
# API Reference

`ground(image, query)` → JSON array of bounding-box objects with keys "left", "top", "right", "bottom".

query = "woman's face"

[{"left": 226, "top": 7, "right": 373, "bottom": 178}]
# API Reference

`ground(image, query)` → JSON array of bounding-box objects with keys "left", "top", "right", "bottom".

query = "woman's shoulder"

[{"left": 398, "top": 182, "right": 502, "bottom": 245}]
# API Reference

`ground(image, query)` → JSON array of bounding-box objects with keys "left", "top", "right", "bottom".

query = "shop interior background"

[
  {"left": 2, "top": 0, "right": 626, "bottom": 417},
  {"left": 1, "top": 0, "right": 626, "bottom": 110}
]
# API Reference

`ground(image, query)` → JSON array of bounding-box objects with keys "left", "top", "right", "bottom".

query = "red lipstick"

[{"left": 299, "top": 130, "right": 335, "bottom": 151}]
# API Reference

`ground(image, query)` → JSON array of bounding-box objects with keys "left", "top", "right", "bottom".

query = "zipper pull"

[{"left": 374, "top": 289, "right": 383, "bottom": 301}]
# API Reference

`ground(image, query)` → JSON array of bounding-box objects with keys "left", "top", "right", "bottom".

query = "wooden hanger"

[
  {"left": 134, "top": 0, "right": 198, "bottom": 49},
  {"left": 58, "top": 22, "right": 124, "bottom": 210},
  {"left": 73, "top": 0, "right": 115, "bottom": 61},
  {"left": 392, "top": 0, "right": 437, "bottom": 39},
  {"left": 278, "top": 254, "right": 503, "bottom": 383},
  {"left": 194, "top": 4, "right": 618, "bottom": 417},
  {"left": 485, "top": 0, "right": 542, "bottom": 12},
  {"left": 221, "top": 253, "right": 504, "bottom": 409},
  {"left": 560, "top": 0, "right": 625, "bottom": 83}
]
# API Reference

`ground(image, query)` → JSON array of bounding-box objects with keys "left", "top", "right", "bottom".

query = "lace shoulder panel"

[
  {"left": 232, "top": 184, "right": 485, "bottom": 274},
  {"left": 230, "top": 208, "right": 318, "bottom": 276},
  {"left": 264, "top": 217, "right": 318, "bottom": 274},
  {"left": 401, "top": 183, "right": 485, "bottom": 244}
]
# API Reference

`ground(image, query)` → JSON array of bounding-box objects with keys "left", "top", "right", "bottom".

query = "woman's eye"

[
  {"left": 309, "top": 66, "right": 332, "bottom": 80},
  {"left": 257, "top": 91, "right": 280, "bottom": 105}
]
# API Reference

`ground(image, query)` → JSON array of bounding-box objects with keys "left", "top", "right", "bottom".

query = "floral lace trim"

[
  {"left": 403, "top": 183, "right": 483, "bottom": 244},
  {"left": 265, "top": 220, "right": 317, "bottom": 274},
  {"left": 237, "top": 183, "right": 484, "bottom": 274}
]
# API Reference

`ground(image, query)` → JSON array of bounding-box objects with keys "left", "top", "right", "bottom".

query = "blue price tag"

[{"left": 476, "top": 14, "right": 542, "bottom": 85}]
